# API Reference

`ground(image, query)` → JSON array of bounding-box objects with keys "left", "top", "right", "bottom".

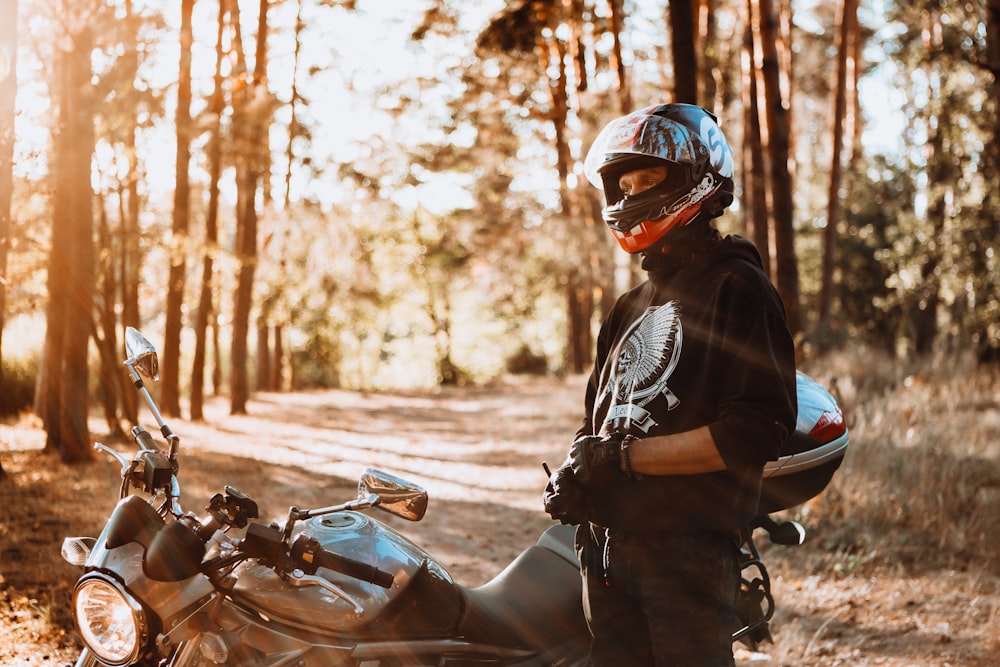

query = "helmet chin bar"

[{"left": 604, "top": 174, "right": 722, "bottom": 253}]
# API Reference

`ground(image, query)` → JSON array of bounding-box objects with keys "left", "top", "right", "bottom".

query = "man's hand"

[
  {"left": 543, "top": 463, "right": 590, "bottom": 525},
  {"left": 569, "top": 433, "right": 636, "bottom": 487},
  {"left": 569, "top": 433, "right": 625, "bottom": 487}
]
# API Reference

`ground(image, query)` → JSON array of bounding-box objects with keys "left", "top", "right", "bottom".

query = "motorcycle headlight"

[{"left": 74, "top": 576, "right": 146, "bottom": 665}]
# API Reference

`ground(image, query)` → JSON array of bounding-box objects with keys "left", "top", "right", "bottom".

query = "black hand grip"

[
  {"left": 291, "top": 535, "right": 394, "bottom": 589},
  {"left": 133, "top": 425, "right": 158, "bottom": 451}
]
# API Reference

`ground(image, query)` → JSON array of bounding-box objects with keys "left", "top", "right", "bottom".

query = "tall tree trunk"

[
  {"left": 283, "top": 0, "right": 303, "bottom": 210},
  {"left": 668, "top": 0, "right": 698, "bottom": 103},
  {"left": 230, "top": 0, "right": 270, "bottom": 414},
  {"left": 696, "top": 0, "right": 719, "bottom": 110},
  {"left": 819, "top": 0, "right": 857, "bottom": 326},
  {"left": 982, "top": 0, "right": 1000, "bottom": 358},
  {"left": 546, "top": 25, "right": 592, "bottom": 373},
  {"left": 755, "top": 0, "right": 801, "bottom": 333},
  {"left": 271, "top": 324, "right": 283, "bottom": 390},
  {"left": 742, "top": 0, "right": 771, "bottom": 277},
  {"left": 0, "top": 0, "right": 16, "bottom": 434},
  {"left": 607, "top": 0, "right": 631, "bottom": 113},
  {"left": 256, "top": 318, "right": 271, "bottom": 390},
  {"left": 913, "top": 9, "right": 946, "bottom": 356},
  {"left": 118, "top": 0, "right": 140, "bottom": 425},
  {"left": 93, "top": 197, "right": 126, "bottom": 439},
  {"left": 162, "top": 0, "right": 195, "bottom": 417},
  {"left": 191, "top": 0, "right": 227, "bottom": 421},
  {"left": 40, "top": 32, "right": 96, "bottom": 463}
]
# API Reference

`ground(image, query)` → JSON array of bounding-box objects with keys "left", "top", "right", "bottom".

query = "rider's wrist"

[{"left": 619, "top": 435, "right": 636, "bottom": 479}]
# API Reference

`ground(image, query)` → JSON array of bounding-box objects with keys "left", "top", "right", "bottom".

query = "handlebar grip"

[
  {"left": 133, "top": 425, "right": 158, "bottom": 451},
  {"left": 291, "top": 535, "right": 394, "bottom": 589}
]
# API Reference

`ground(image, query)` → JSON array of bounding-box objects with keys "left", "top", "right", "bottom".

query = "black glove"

[
  {"left": 569, "top": 433, "right": 627, "bottom": 487},
  {"left": 543, "top": 463, "right": 590, "bottom": 525}
]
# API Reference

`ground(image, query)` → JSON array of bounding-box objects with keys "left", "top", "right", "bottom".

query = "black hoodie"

[{"left": 578, "top": 232, "right": 797, "bottom": 536}]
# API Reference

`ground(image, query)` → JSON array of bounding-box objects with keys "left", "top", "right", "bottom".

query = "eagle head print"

[{"left": 602, "top": 303, "right": 683, "bottom": 432}]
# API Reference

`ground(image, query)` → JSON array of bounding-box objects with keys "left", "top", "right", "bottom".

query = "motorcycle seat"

[{"left": 457, "top": 544, "right": 590, "bottom": 652}]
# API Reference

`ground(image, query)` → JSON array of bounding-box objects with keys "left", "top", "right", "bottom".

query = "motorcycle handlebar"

[
  {"left": 291, "top": 534, "right": 394, "bottom": 589},
  {"left": 133, "top": 425, "right": 158, "bottom": 451}
]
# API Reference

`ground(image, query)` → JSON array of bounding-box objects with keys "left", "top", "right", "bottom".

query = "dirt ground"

[{"left": 0, "top": 374, "right": 997, "bottom": 666}]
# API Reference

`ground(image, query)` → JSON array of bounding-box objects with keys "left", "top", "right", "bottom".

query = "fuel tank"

[{"left": 230, "top": 511, "right": 460, "bottom": 637}]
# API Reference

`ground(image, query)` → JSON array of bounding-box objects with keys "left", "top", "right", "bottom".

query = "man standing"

[{"left": 544, "top": 104, "right": 797, "bottom": 666}]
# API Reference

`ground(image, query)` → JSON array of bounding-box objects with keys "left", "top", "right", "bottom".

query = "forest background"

[{"left": 0, "top": 0, "right": 999, "bottom": 664}]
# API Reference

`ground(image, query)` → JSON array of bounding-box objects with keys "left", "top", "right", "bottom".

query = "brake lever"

[
  {"left": 282, "top": 570, "right": 364, "bottom": 613},
  {"left": 94, "top": 442, "right": 131, "bottom": 473}
]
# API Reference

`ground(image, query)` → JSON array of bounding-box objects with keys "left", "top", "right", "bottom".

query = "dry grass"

[{"left": 797, "top": 352, "right": 1000, "bottom": 576}]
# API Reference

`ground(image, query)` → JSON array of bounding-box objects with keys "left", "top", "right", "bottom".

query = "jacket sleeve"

[{"left": 708, "top": 270, "right": 798, "bottom": 471}]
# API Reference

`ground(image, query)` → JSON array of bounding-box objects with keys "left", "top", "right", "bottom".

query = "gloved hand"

[
  {"left": 569, "top": 433, "right": 626, "bottom": 487},
  {"left": 543, "top": 463, "right": 590, "bottom": 525}
]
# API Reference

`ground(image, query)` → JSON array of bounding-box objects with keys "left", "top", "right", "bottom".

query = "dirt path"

[{"left": 1, "top": 375, "right": 997, "bottom": 665}]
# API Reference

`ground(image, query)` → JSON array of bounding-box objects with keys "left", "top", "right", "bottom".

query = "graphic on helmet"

[{"left": 584, "top": 104, "right": 735, "bottom": 253}]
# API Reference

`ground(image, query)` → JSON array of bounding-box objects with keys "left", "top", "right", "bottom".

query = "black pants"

[{"left": 576, "top": 524, "right": 740, "bottom": 667}]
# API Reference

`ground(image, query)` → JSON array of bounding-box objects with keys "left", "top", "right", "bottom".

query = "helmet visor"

[{"left": 584, "top": 111, "right": 703, "bottom": 189}]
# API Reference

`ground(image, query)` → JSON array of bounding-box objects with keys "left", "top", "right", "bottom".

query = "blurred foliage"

[{"left": 0, "top": 356, "right": 37, "bottom": 417}]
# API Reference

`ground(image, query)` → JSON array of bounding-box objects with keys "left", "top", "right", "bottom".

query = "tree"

[
  {"left": 190, "top": 0, "right": 228, "bottom": 421},
  {"left": 668, "top": 0, "right": 698, "bottom": 103},
  {"left": 89, "top": 0, "right": 155, "bottom": 434},
  {"left": 118, "top": 0, "right": 143, "bottom": 426},
  {"left": 161, "top": 0, "right": 195, "bottom": 417},
  {"left": 230, "top": 0, "right": 273, "bottom": 414},
  {"left": 0, "top": 0, "right": 15, "bottom": 475},
  {"left": 741, "top": 0, "right": 770, "bottom": 274},
  {"left": 755, "top": 0, "right": 801, "bottom": 333},
  {"left": 36, "top": 7, "right": 98, "bottom": 463},
  {"left": 818, "top": 0, "right": 858, "bottom": 327}
]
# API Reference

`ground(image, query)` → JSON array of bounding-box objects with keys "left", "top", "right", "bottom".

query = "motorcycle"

[{"left": 62, "top": 328, "right": 848, "bottom": 666}]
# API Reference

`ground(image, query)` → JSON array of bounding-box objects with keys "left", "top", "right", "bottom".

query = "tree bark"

[
  {"left": 0, "top": 0, "right": 16, "bottom": 433},
  {"left": 40, "top": 31, "right": 96, "bottom": 463},
  {"left": 191, "top": 0, "right": 227, "bottom": 421},
  {"left": 118, "top": 0, "right": 140, "bottom": 425},
  {"left": 755, "top": 0, "right": 801, "bottom": 333},
  {"left": 742, "top": 0, "right": 771, "bottom": 277},
  {"left": 230, "top": 0, "right": 270, "bottom": 414},
  {"left": 668, "top": 0, "right": 698, "bottom": 103},
  {"left": 162, "top": 0, "right": 195, "bottom": 417},
  {"left": 819, "top": 0, "right": 857, "bottom": 325},
  {"left": 607, "top": 0, "right": 631, "bottom": 113}
]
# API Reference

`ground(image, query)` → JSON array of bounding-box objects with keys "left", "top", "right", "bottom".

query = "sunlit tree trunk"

[
  {"left": 39, "top": 32, "right": 96, "bottom": 463},
  {"left": 93, "top": 200, "right": 126, "bottom": 439},
  {"left": 256, "top": 316, "right": 271, "bottom": 390},
  {"left": 546, "top": 24, "right": 592, "bottom": 374},
  {"left": 190, "top": 0, "right": 227, "bottom": 421},
  {"left": 742, "top": 0, "right": 770, "bottom": 276},
  {"left": 230, "top": 0, "right": 270, "bottom": 414},
  {"left": 0, "top": 0, "right": 16, "bottom": 432},
  {"left": 118, "top": 0, "right": 140, "bottom": 425},
  {"left": 819, "top": 0, "right": 857, "bottom": 326},
  {"left": 608, "top": 0, "right": 631, "bottom": 113},
  {"left": 697, "top": 0, "right": 720, "bottom": 111},
  {"left": 755, "top": 0, "right": 800, "bottom": 333},
  {"left": 271, "top": 324, "right": 283, "bottom": 390},
  {"left": 162, "top": 0, "right": 195, "bottom": 417}
]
